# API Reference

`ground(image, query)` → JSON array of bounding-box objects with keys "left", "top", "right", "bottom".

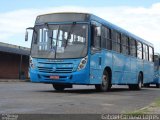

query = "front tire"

[
  {"left": 52, "top": 84, "right": 65, "bottom": 91},
  {"left": 95, "top": 71, "right": 111, "bottom": 92}
]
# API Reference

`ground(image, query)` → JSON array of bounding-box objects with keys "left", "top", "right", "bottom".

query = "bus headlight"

[{"left": 78, "top": 56, "right": 88, "bottom": 71}]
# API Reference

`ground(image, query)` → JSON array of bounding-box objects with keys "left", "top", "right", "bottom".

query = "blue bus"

[
  {"left": 153, "top": 54, "right": 160, "bottom": 88},
  {"left": 143, "top": 54, "right": 160, "bottom": 88},
  {"left": 25, "top": 13, "right": 154, "bottom": 91}
]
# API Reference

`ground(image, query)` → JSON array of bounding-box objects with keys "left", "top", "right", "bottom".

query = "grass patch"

[
  {"left": 124, "top": 98, "right": 160, "bottom": 115},
  {"left": 154, "top": 98, "right": 160, "bottom": 107},
  {"left": 125, "top": 107, "right": 149, "bottom": 115}
]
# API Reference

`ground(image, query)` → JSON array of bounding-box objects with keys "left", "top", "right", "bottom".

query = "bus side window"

[
  {"left": 146, "top": 46, "right": 149, "bottom": 61},
  {"left": 91, "top": 25, "right": 101, "bottom": 48},
  {"left": 130, "top": 39, "right": 136, "bottom": 57},
  {"left": 106, "top": 28, "right": 112, "bottom": 50},
  {"left": 112, "top": 31, "right": 121, "bottom": 53},
  {"left": 149, "top": 47, "right": 154, "bottom": 62},
  {"left": 101, "top": 26, "right": 107, "bottom": 48},
  {"left": 137, "top": 41, "right": 143, "bottom": 59},
  {"left": 143, "top": 44, "right": 149, "bottom": 61},
  {"left": 122, "top": 35, "right": 129, "bottom": 55}
]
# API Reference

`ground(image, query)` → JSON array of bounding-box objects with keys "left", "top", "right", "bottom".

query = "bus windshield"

[{"left": 31, "top": 24, "right": 88, "bottom": 59}]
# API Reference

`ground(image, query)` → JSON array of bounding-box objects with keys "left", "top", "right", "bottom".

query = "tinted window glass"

[
  {"left": 101, "top": 26, "right": 107, "bottom": 48},
  {"left": 143, "top": 44, "right": 149, "bottom": 61},
  {"left": 112, "top": 31, "right": 121, "bottom": 53},
  {"left": 122, "top": 35, "right": 129, "bottom": 55},
  {"left": 101, "top": 26, "right": 112, "bottom": 50},
  {"left": 130, "top": 39, "right": 136, "bottom": 57},
  {"left": 137, "top": 42, "right": 143, "bottom": 59},
  {"left": 149, "top": 47, "right": 153, "bottom": 62},
  {"left": 91, "top": 25, "right": 101, "bottom": 48},
  {"left": 106, "top": 28, "right": 112, "bottom": 50}
]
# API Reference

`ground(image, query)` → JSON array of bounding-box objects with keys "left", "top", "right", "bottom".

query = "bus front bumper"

[{"left": 29, "top": 69, "right": 90, "bottom": 85}]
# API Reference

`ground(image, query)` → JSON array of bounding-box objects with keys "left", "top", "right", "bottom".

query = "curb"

[{"left": 0, "top": 79, "right": 30, "bottom": 82}]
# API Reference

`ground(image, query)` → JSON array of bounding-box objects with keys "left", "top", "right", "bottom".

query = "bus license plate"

[{"left": 50, "top": 76, "right": 59, "bottom": 79}]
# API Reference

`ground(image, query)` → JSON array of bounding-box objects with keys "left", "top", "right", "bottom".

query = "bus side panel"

[
  {"left": 130, "top": 58, "right": 137, "bottom": 84},
  {"left": 112, "top": 53, "right": 131, "bottom": 84},
  {"left": 143, "top": 61, "right": 148, "bottom": 83},
  {"left": 153, "top": 70, "right": 159, "bottom": 84},
  {"left": 122, "top": 55, "right": 131, "bottom": 84},
  {"left": 90, "top": 53, "right": 103, "bottom": 84},
  {"left": 143, "top": 61, "right": 154, "bottom": 83},
  {"left": 148, "top": 62, "right": 154, "bottom": 83},
  {"left": 153, "top": 55, "right": 160, "bottom": 84},
  {"left": 103, "top": 50, "right": 113, "bottom": 75},
  {"left": 112, "top": 52, "right": 126, "bottom": 84},
  {"left": 90, "top": 50, "right": 112, "bottom": 84},
  {"left": 112, "top": 52, "right": 122, "bottom": 84},
  {"left": 136, "top": 59, "right": 143, "bottom": 82}
]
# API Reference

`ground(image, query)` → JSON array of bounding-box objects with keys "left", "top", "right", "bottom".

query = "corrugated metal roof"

[{"left": 0, "top": 42, "right": 30, "bottom": 56}]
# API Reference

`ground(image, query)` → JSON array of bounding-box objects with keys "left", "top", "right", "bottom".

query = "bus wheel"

[
  {"left": 129, "top": 73, "right": 142, "bottom": 90},
  {"left": 156, "top": 84, "right": 160, "bottom": 88},
  {"left": 128, "top": 85, "right": 135, "bottom": 90},
  {"left": 95, "top": 71, "right": 111, "bottom": 92},
  {"left": 52, "top": 84, "right": 65, "bottom": 91},
  {"left": 136, "top": 73, "right": 143, "bottom": 90},
  {"left": 143, "top": 83, "right": 150, "bottom": 88}
]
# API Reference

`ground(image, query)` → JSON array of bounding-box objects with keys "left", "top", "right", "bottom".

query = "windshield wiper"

[
  {"left": 55, "top": 25, "right": 60, "bottom": 58},
  {"left": 65, "top": 22, "right": 76, "bottom": 48}
]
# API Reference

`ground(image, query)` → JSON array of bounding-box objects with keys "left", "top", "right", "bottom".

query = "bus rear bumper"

[{"left": 29, "top": 70, "right": 90, "bottom": 85}]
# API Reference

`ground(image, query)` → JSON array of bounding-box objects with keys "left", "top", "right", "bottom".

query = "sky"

[{"left": 0, "top": 0, "right": 160, "bottom": 53}]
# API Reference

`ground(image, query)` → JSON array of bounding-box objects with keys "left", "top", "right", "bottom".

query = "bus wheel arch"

[
  {"left": 104, "top": 67, "right": 112, "bottom": 84},
  {"left": 129, "top": 71, "right": 143, "bottom": 90},
  {"left": 139, "top": 71, "right": 143, "bottom": 84},
  {"left": 137, "top": 71, "right": 143, "bottom": 90},
  {"left": 95, "top": 66, "right": 112, "bottom": 92}
]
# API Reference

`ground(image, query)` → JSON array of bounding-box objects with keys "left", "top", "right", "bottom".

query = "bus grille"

[{"left": 37, "top": 67, "right": 73, "bottom": 73}]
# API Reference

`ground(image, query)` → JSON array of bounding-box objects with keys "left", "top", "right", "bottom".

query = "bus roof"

[
  {"left": 36, "top": 12, "right": 153, "bottom": 47},
  {"left": 36, "top": 12, "right": 90, "bottom": 24}
]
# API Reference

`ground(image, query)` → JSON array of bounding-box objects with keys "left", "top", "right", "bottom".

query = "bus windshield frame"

[{"left": 31, "top": 23, "right": 89, "bottom": 59}]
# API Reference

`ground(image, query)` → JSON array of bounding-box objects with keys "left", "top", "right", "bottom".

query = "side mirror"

[
  {"left": 25, "top": 27, "right": 34, "bottom": 42},
  {"left": 95, "top": 26, "right": 101, "bottom": 37},
  {"left": 25, "top": 30, "right": 28, "bottom": 41}
]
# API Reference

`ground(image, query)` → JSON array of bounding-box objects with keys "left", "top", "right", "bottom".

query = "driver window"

[{"left": 91, "top": 24, "right": 101, "bottom": 48}]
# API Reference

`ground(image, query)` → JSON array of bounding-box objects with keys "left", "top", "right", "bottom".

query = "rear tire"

[
  {"left": 156, "top": 84, "right": 160, "bottom": 88},
  {"left": 95, "top": 71, "right": 111, "bottom": 92},
  {"left": 128, "top": 84, "right": 136, "bottom": 90},
  {"left": 137, "top": 73, "right": 143, "bottom": 90},
  {"left": 129, "top": 73, "right": 142, "bottom": 90},
  {"left": 143, "top": 83, "right": 150, "bottom": 88},
  {"left": 52, "top": 84, "right": 65, "bottom": 91}
]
